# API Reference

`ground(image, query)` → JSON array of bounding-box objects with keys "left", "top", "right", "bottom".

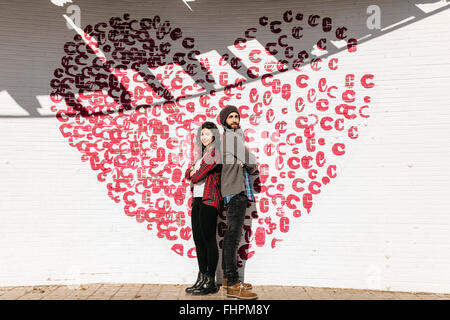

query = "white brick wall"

[{"left": 0, "top": 0, "right": 449, "bottom": 293}]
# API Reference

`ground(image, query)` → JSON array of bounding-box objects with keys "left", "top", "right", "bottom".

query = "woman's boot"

[
  {"left": 192, "top": 274, "right": 218, "bottom": 295},
  {"left": 185, "top": 272, "right": 206, "bottom": 294}
]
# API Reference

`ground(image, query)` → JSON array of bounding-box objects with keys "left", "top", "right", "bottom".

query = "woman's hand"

[{"left": 189, "top": 168, "right": 197, "bottom": 177}]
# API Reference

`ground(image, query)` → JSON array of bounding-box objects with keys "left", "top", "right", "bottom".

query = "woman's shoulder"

[
  {"left": 205, "top": 146, "right": 221, "bottom": 155},
  {"left": 201, "top": 147, "right": 221, "bottom": 163}
]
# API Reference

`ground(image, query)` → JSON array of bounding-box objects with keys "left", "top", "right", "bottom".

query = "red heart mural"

[{"left": 49, "top": 11, "right": 374, "bottom": 264}]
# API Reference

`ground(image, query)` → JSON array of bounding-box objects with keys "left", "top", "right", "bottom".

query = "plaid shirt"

[
  {"left": 223, "top": 166, "right": 255, "bottom": 206},
  {"left": 185, "top": 147, "right": 222, "bottom": 211}
]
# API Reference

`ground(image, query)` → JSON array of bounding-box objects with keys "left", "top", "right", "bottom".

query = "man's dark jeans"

[{"left": 222, "top": 192, "right": 248, "bottom": 287}]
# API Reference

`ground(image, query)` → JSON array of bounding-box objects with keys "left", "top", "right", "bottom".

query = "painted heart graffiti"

[{"left": 49, "top": 11, "right": 374, "bottom": 264}]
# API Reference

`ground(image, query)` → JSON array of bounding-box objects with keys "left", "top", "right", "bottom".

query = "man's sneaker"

[
  {"left": 226, "top": 281, "right": 258, "bottom": 300},
  {"left": 222, "top": 278, "right": 253, "bottom": 290}
]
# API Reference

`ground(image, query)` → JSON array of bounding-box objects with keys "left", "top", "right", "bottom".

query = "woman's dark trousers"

[{"left": 191, "top": 197, "right": 219, "bottom": 278}]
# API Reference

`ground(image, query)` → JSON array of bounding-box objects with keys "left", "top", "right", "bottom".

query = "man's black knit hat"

[{"left": 219, "top": 105, "right": 240, "bottom": 126}]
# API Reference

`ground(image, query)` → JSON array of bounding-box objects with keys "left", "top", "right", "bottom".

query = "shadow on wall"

[{"left": 0, "top": 0, "right": 448, "bottom": 117}]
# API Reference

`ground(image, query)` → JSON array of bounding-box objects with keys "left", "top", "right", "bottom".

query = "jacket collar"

[{"left": 223, "top": 126, "right": 244, "bottom": 137}]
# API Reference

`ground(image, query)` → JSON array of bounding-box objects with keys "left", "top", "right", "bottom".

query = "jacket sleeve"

[
  {"left": 190, "top": 149, "right": 220, "bottom": 184},
  {"left": 242, "top": 146, "right": 258, "bottom": 174},
  {"left": 245, "top": 161, "right": 259, "bottom": 175},
  {"left": 234, "top": 136, "right": 258, "bottom": 173}
]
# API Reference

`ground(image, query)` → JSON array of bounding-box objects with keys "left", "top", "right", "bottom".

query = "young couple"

[{"left": 184, "top": 105, "right": 259, "bottom": 300}]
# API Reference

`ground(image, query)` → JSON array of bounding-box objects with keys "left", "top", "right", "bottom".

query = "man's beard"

[{"left": 226, "top": 123, "right": 240, "bottom": 130}]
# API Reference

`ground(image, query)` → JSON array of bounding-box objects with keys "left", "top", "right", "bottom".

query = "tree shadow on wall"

[{"left": 0, "top": 0, "right": 448, "bottom": 117}]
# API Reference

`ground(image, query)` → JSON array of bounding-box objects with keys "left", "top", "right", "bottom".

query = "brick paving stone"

[
  {"left": 0, "top": 287, "right": 13, "bottom": 293},
  {"left": 159, "top": 284, "right": 182, "bottom": 293},
  {"left": 347, "top": 290, "right": 376, "bottom": 300},
  {"left": 64, "top": 283, "right": 103, "bottom": 300},
  {"left": 178, "top": 291, "right": 196, "bottom": 300},
  {"left": 111, "top": 284, "right": 143, "bottom": 300},
  {"left": 172, "top": 285, "right": 187, "bottom": 300},
  {"left": 259, "top": 285, "right": 289, "bottom": 300},
  {"left": 87, "top": 283, "right": 123, "bottom": 300},
  {"left": 137, "top": 284, "right": 161, "bottom": 292},
  {"left": 41, "top": 285, "right": 78, "bottom": 300},
  {"left": 0, "top": 287, "right": 30, "bottom": 300},
  {"left": 248, "top": 287, "right": 262, "bottom": 300},
  {"left": 156, "top": 284, "right": 183, "bottom": 300},
  {"left": 156, "top": 293, "right": 176, "bottom": 300},
  {"left": 199, "top": 292, "right": 223, "bottom": 300},
  {"left": 393, "top": 292, "right": 425, "bottom": 300},
  {"left": 282, "top": 286, "right": 311, "bottom": 300},
  {"left": 303, "top": 287, "right": 338, "bottom": 300},
  {"left": 325, "top": 288, "right": 378, "bottom": 300},
  {"left": 0, "top": 287, "right": 15, "bottom": 299},
  {"left": 184, "top": 294, "right": 200, "bottom": 300},
  {"left": 157, "top": 293, "right": 180, "bottom": 299},
  {"left": 18, "top": 285, "right": 60, "bottom": 300},
  {"left": 133, "top": 284, "right": 162, "bottom": 300},
  {"left": 408, "top": 292, "right": 445, "bottom": 300},
  {"left": 366, "top": 290, "right": 400, "bottom": 300},
  {"left": 322, "top": 288, "right": 346, "bottom": 300}
]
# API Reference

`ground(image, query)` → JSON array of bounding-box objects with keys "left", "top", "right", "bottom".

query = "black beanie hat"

[{"left": 219, "top": 105, "right": 240, "bottom": 126}]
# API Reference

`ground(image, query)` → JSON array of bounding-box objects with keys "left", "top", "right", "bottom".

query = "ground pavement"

[{"left": 0, "top": 283, "right": 449, "bottom": 300}]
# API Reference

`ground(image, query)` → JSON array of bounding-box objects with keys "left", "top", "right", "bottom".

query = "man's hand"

[{"left": 239, "top": 160, "right": 259, "bottom": 175}]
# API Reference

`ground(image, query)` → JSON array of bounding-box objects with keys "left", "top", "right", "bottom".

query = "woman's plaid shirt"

[{"left": 184, "top": 147, "right": 222, "bottom": 211}]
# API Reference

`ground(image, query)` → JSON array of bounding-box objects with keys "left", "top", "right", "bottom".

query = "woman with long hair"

[{"left": 184, "top": 121, "right": 222, "bottom": 295}]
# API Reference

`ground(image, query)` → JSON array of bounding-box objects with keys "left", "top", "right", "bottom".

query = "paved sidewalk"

[{"left": 0, "top": 284, "right": 449, "bottom": 300}]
